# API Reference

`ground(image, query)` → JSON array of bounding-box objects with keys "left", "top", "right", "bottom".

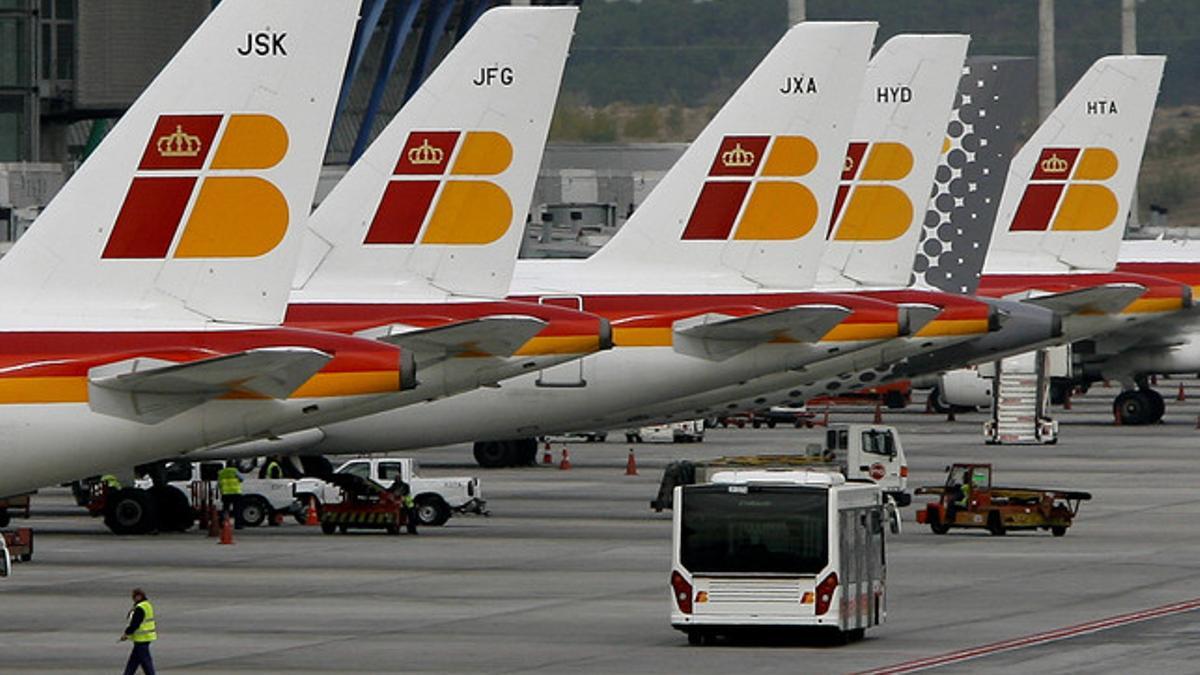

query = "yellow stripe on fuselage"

[
  {"left": 514, "top": 335, "right": 601, "bottom": 356},
  {"left": 914, "top": 318, "right": 991, "bottom": 338},
  {"left": 0, "top": 376, "right": 88, "bottom": 404}
]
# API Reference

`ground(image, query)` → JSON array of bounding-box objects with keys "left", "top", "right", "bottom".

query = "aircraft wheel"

[
  {"left": 1142, "top": 388, "right": 1166, "bottom": 423},
  {"left": 149, "top": 485, "right": 194, "bottom": 532},
  {"left": 473, "top": 441, "right": 514, "bottom": 468},
  {"left": 104, "top": 488, "right": 158, "bottom": 535},
  {"left": 1114, "top": 390, "right": 1154, "bottom": 425}
]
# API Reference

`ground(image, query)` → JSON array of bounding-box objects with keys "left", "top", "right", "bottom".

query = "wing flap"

[
  {"left": 88, "top": 347, "right": 332, "bottom": 424},
  {"left": 364, "top": 316, "right": 547, "bottom": 367},
  {"left": 1023, "top": 283, "right": 1145, "bottom": 316},
  {"left": 673, "top": 305, "right": 851, "bottom": 361}
]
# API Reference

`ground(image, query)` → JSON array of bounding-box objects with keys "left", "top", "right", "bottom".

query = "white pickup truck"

[
  {"left": 293, "top": 457, "right": 486, "bottom": 527},
  {"left": 131, "top": 461, "right": 303, "bottom": 529}
]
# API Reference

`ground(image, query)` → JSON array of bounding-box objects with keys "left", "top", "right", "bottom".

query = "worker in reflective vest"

[
  {"left": 218, "top": 464, "right": 243, "bottom": 525},
  {"left": 119, "top": 587, "right": 157, "bottom": 675},
  {"left": 261, "top": 458, "right": 283, "bottom": 480},
  {"left": 390, "top": 479, "right": 419, "bottom": 535},
  {"left": 100, "top": 474, "right": 122, "bottom": 490}
]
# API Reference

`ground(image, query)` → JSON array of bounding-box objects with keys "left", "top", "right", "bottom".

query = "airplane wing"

[
  {"left": 672, "top": 305, "right": 851, "bottom": 361},
  {"left": 88, "top": 347, "right": 332, "bottom": 424},
  {"left": 1022, "top": 284, "right": 1146, "bottom": 316},
  {"left": 363, "top": 316, "right": 548, "bottom": 367}
]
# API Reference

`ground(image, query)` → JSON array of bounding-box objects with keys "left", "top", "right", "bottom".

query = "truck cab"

[{"left": 823, "top": 424, "right": 909, "bottom": 507}]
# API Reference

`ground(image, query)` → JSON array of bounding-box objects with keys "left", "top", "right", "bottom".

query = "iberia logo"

[
  {"left": 681, "top": 135, "right": 818, "bottom": 240},
  {"left": 363, "top": 130, "right": 513, "bottom": 245},
  {"left": 1010, "top": 147, "right": 1119, "bottom": 232},
  {"left": 828, "top": 141, "right": 913, "bottom": 241},
  {"left": 103, "top": 114, "right": 289, "bottom": 259}
]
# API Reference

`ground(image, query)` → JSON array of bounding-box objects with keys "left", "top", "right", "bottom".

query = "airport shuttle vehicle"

[{"left": 670, "top": 470, "right": 886, "bottom": 645}]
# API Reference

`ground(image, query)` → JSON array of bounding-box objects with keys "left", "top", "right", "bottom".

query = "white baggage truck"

[{"left": 670, "top": 470, "right": 886, "bottom": 645}]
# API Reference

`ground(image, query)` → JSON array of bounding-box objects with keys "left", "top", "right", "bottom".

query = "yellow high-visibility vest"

[
  {"left": 131, "top": 600, "right": 157, "bottom": 643},
  {"left": 218, "top": 467, "right": 242, "bottom": 496}
]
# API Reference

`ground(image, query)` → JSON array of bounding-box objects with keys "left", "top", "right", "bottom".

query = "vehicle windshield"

[{"left": 680, "top": 485, "right": 827, "bottom": 575}]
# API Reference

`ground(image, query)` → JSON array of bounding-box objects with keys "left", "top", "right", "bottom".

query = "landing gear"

[
  {"left": 104, "top": 488, "right": 158, "bottom": 535},
  {"left": 1113, "top": 388, "right": 1164, "bottom": 425},
  {"left": 472, "top": 439, "right": 539, "bottom": 468}
]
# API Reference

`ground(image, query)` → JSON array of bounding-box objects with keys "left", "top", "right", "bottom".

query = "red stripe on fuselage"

[
  {"left": 284, "top": 300, "right": 607, "bottom": 339},
  {"left": 978, "top": 272, "right": 1188, "bottom": 302},
  {"left": 0, "top": 328, "right": 401, "bottom": 379},
  {"left": 508, "top": 292, "right": 900, "bottom": 327}
]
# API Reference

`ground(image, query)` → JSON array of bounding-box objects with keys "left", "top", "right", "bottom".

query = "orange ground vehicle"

[{"left": 915, "top": 463, "right": 1090, "bottom": 536}]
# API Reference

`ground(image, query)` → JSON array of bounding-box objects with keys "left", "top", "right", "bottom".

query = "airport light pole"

[
  {"left": 789, "top": 0, "right": 806, "bottom": 25},
  {"left": 1123, "top": 0, "right": 1142, "bottom": 230},
  {"left": 1037, "top": 0, "right": 1056, "bottom": 123}
]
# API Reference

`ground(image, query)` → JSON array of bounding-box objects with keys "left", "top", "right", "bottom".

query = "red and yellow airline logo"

[
  {"left": 828, "top": 141, "right": 914, "bottom": 241},
  {"left": 363, "top": 130, "right": 513, "bottom": 245},
  {"left": 1010, "top": 147, "right": 1119, "bottom": 232},
  {"left": 104, "top": 114, "right": 289, "bottom": 259},
  {"left": 681, "top": 135, "right": 819, "bottom": 240}
]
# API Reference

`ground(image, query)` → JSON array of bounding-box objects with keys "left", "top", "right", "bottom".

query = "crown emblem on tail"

[
  {"left": 1040, "top": 152, "right": 1069, "bottom": 174},
  {"left": 156, "top": 125, "right": 202, "bottom": 158},
  {"left": 721, "top": 143, "right": 756, "bottom": 168},
  {"left": 843, "top": 155, "right": 855, "bottom": 173},
  {"left": 408, "top": 139, "right": 445, "bottom": 165}
]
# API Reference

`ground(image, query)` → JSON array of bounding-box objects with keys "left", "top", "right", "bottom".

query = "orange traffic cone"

[
  {"left": 559, "top": 448, "right": 572, "bottom": 471},
  {"left": 1178, "top": 384, "right": 1187, "bottom": 402},
  {"left": 1114, "top": 407, "right": 1123, "bottom": 426},
  {"left": 304, "top": 497, "right": 319, "bottom": 526},
  {"left": 542, "top": 442, "right": 553, "bottom": 465},
  {"left": 625, "top": 448, "right": 638, "bottom": 476},
  {"left": 207, "top": 507, "right": 220, "bottom": 537},
  {"left": 873, "top": 403, "right": 883, "bottom": 424},
  {"left": 218, "top": 515, "right": 234, "bottom": 545}
]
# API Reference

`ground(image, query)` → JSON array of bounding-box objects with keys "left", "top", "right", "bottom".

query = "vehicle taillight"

[
  {"left": 815, "top": 572, "right": 838, "bottom": 616},
  {"left": 900, "top": 466, "right": 909, "bottom": 478},
  {"left": 670, "top": 571, "right": 693, "bottom": 614}
]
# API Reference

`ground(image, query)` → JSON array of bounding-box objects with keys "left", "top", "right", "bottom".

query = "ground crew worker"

[
  {"left": 218, "top": 463, "right": 243, "bottom": 526},
  {"left": 100, "top": 474, "right": 122, "bottom": 490},
  {"left": 261, "top": 457, "right": 283, "bottom": 480},
  {"left": 119, "top": 587, "right": 156, "bottom": 675},
  {"left": 390, "top": 479, "right": 418, "bottom": 535}
]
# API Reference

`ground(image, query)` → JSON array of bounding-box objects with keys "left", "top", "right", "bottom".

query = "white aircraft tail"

[
  {"left": 293, "top": 7, "right": 577, "bottom": 303},
  {"left": 583, "top": 22, "right": 877, "bottom": 289},
  {"left": 0, "top": 0, "right": 357, "bottom": 328},
  {"left": 818, "top": 34, "right": 969, "bottom": 289},
  {"left": 983, "top": 55, "right": 1164, "bottom": 275}
]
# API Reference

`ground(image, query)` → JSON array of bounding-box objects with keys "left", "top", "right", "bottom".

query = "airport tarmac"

[{"left": 3, "top": 382, "right": 1200, "bottom": 673}]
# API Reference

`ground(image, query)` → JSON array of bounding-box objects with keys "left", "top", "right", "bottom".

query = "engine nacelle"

[{"left": 938, "top": 368, "right": 993, "bottom": 409}]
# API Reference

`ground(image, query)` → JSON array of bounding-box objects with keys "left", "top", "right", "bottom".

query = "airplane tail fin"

[
  {"left": 293, "top": 7, "right": 577, "bottom": 303},
  {"left": 982, "top": 55, "right": 1165, "bottom": 276},
  {"left": 583, "top": 22, "right": 877, "bottom": 289},
  {"left": 818, "top": 34, "right": 969, "bottom": 289},
  {"left": 0, "top": 0, "right": 357, "bottom": 327}
]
